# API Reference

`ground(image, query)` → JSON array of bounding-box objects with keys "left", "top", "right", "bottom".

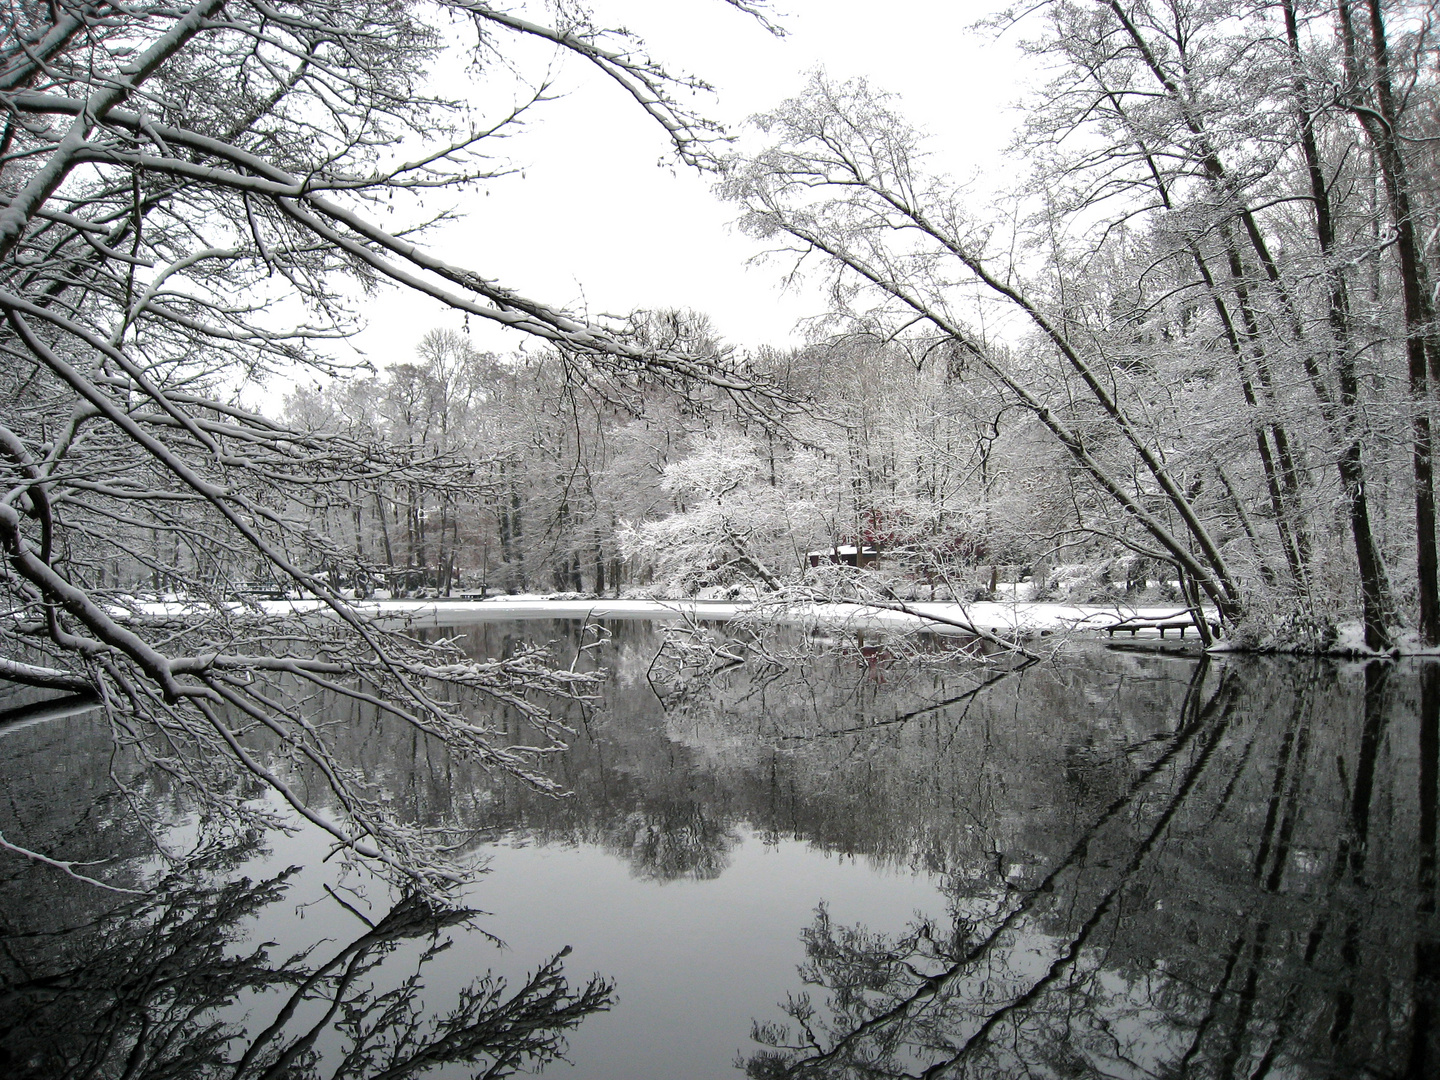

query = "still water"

[{"left": 1, "top": 618, "right": 1437, "bottom": 1079}]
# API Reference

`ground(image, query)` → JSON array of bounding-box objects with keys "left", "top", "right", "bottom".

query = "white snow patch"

[
  {"left": 1331, "top": 620, "right": 1371, "bottom": 656},
  {"left": 349, "top": 597, "right": 1214, "bottom": 638},
  {"left": 1391, "top": 627, "right": 1440, "bottom": 656},
  {"left": 111, "top": 596, "right": 1217, "bottom": 640}
]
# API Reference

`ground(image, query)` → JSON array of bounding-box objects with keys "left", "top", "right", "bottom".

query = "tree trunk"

[
  {"left": 436, "top": 497, "right": 449, "bottom": 593},
  {"left": 1342, "top": 0, "right": 1440, "bottom": 645},
  {"left": 1283, "top": 0, "right": 1397, "bottom": 649},
  {"left": 509, "top": 479, "right": 525, "bottom": 589},
  {"left": 374, "top": 493, "right": 394, "bottom": 570},
  {"left": 1215, "top": 226, "right": 1312, "bottom": 590}
]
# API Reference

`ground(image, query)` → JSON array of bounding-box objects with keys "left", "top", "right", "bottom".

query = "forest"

[{"left": 278, "top": 0, "right": 1440, "bottom": 656}]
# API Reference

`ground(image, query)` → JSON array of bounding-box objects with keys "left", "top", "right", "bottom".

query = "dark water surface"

[{"left": 2, "top": 619, "right": 1438, "bottom": 1078}]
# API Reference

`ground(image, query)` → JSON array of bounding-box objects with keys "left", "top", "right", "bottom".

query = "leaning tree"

[
  {"left": 723, "top": 0, "right": 1440, "bottom": 651},
  {"left": 0, "top": 0, "right": 783, "bottom": 888}
]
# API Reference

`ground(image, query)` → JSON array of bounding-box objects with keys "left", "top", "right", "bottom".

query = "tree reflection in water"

[
  {"left": 0, "top": 854, "right": 613, "bottom": 1079},
  {"left": 7, "top": 621, "right": 1440, "bottom": 1078},
  {"left": 743, "top": 657, "right": 1440, "bottom": 1080}
]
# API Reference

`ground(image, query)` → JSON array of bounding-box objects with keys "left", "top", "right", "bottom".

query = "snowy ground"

[{"left": 124, "top": 596, "right": 1214, "bottom": 640}]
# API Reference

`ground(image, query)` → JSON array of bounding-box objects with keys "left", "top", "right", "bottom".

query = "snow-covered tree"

[
  {"left": 0, "top": 0, "right": 782, "bottom": 886},
  {"left": 721, "top": 1, "right": 1440, "bottom": 649},
  {"left": 620, "top": 431, "right": 810, "bottom": 594}
]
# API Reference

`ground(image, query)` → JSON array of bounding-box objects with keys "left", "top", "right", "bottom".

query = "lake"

[{"left": 1, "top": 617, "right": 1436, "bottom": 1078}]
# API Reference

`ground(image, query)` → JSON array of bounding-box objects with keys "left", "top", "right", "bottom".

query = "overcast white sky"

[{"left": 333, "top": 0, "right": 1030, "bottom": 372}]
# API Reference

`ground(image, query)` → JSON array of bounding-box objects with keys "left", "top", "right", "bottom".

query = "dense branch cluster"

[
  {"left": 721, "top": 0, "right": 1440, "bottom": 651},
  {"left": 0, "top": 0, "right": 780, "bottom": 885}
]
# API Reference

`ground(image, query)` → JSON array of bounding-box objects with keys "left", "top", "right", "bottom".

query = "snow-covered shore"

[
  {"left": 371, "top": 597, "right": 1213, "bottom": 639},
  {"left": 123, "top": 596, "right": 1215, "bottom": 640}
]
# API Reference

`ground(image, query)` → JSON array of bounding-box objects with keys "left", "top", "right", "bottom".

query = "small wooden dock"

[{"left": 1104, "top": 615, "right": 1220, "bottom": 639}]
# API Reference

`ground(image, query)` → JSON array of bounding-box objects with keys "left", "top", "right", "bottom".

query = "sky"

[{"left": 328, "top": 0, "right": 1031, "bottom": 375}]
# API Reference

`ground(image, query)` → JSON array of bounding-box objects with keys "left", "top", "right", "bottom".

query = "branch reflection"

[
  {"left": 0, "top": 855, "right": 613, "bottom": 1079},
  {"left": 744, "top": 658, "right": 1440, "bottom": 1079}
]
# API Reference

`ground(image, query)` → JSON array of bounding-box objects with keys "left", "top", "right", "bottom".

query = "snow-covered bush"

[{"left": 619, "top": 434, "right": 815, "bottom": 595}]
